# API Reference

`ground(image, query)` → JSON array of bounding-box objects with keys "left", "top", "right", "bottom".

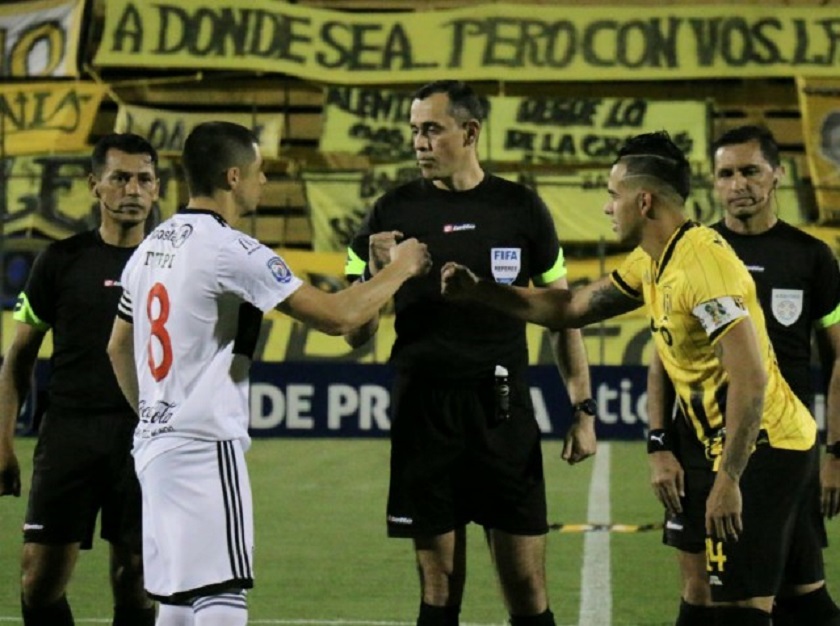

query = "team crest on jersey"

[
  {"left": 267, "top": 257, "right": 292, "bottom": 283},
  {"left": 491, "top": 248, "right": 521, "bottom": 284},
  {"left": 771, "top": 289, "right": 803, "bottom": 327}
]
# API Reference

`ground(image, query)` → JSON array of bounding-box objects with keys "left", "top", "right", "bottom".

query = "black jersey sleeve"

[
  {"left": 812, "top": 240, "right": 840, "bottom": 326},
  {"left": 19, "top": 243, "right": 61, "bottom": 328},
  {"left": 526, "top": 190, "right": 563, "bottom": 283}
]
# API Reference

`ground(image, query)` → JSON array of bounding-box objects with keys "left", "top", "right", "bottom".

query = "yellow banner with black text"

[
  {"left": 94, "top": 1, "right": 840, "bottom": 83},
  {"left": 114, "top": 104, "right": 283, "bottom": 158},
  {"left": 321, "top": 87, "right": 711, "bottom": 166},
  {"left": 797, "top": 77, "right": 840, "bottom": 225},
  {"left": 0, "top": 0, "right": 85, "bottom": 78},
  {"left": 304, "top": 162, "right": 804, "bottom": 250},
  {"left": 0, "top": 81, "right": 106, "bottom": 156}
]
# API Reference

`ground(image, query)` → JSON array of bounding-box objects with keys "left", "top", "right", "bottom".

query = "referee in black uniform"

[
  {"left": 647, "top": 125, "right": 840, "bottom": 626},
  {"left": 344, "top": 80, "right": 596, "bottom": 626},
  {"left": 0, "top": 134, "right": 159, "bottom": 626}
]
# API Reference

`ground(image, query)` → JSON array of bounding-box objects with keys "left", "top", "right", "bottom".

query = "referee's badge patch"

[
  {"left": 771, "top": 289, "right": 803, "bottom": 327},
  {"left": 491, "top": 248, "right": 521, "bottom": 284},
  {"left": 267, "top": 256, "right": 293, "bottom": 283}
]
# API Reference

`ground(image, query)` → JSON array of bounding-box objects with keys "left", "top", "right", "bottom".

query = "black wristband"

[
  {"left": 359, "top": 264, "right": 374, "bottom": 282},
  {"left": 647, "top": 428, "right": 672, "bottom": 454},
  {"left": 827, "top": 441, "right": 840, "bottom": 458},
  {"left": 572, "top": 398, "right": 597, "bottom": 416}
]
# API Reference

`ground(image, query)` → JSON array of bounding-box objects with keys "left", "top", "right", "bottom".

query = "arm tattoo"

[
  {"left": 582, "top": 284, "right": 639, "bottom": 325},
  {"left": 721, "top": 395, "right": 763, "bottom": 482}
]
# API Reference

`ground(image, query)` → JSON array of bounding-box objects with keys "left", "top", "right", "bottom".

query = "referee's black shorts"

[
  {"left": 386, "top": 370, "right": 548, "bottom": 538},
  {"left": 24, "top": 410, "right": 141, "bottom": 551}
]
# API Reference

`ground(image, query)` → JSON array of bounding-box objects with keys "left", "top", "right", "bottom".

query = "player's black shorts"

[
  {"left": 663, "top": 416, "right": 825, "bottom": 595},
  {"left": 708, "top": 445, "right": 816, "bottom": 602},
  {"left": 386, "top": 370, "right": 548, "bottom": 538},
  {"left": 24, "top": 410, "right": 141, "bottom": 551},
  {"left": 663, "top": 415, "right": 716, "bottom": 553}
]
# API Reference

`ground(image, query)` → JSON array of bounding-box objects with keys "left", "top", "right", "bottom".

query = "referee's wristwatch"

[
  {"left": 827, "top": 441, "right": 840, "bottom": 459},
  {"left": 572, "top": 398, "right": 597, "bottom": 417}
]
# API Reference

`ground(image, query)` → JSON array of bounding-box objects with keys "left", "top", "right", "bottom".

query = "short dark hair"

[
  {"left": 182, "top": 121, "right": 259, "bottom": 197},
  {"left": 614, "top": 131, "right": 691, "bottom": 201},
  {"left": 91, "top": 133, "right": 158, "bottom": 177},
  {"left": 412, "top": 80, "right": 486, "bottom": 123},
  {"left": 712, "top": 125, "right": 781, "bottom": 168}
]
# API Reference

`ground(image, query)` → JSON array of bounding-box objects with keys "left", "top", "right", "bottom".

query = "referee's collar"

[{"left": 177, "top": 207, "right": 228, "bottom": 227}]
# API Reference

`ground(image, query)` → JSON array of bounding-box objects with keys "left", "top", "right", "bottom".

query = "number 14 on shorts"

[{"left": 706, "top": 538, "right": 728, "bottom": 574}]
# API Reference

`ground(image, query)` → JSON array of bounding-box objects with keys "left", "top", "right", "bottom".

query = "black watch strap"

[
  {"left": 827, "top": 441, "right": 840, "bottom": 458},
  {"left": 572, "top": 398, "right": 597, "bottom": 416}
]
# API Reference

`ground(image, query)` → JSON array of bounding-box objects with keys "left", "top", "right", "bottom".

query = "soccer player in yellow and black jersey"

[
  {"left": 616, "top": 229, "right": 813, "bottom": 454},
  {"left": 441, "top": 131, "right": 817, "bottom": 626},
  {"left": 647, "top": 125, "right": 840, "bottom": 626}
]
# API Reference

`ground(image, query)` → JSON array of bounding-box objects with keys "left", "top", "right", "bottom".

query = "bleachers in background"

[{"left": 14, "top": 0, "right": 840, "bottom": 253}]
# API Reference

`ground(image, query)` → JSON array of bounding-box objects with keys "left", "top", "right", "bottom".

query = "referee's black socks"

[
  {"left": 774, "top": 585, "right": 840, "bottom": 626},
  {"left": 676, "top": 599, "right": 714, "bottom": 626},
  {"left": 417, "top": 602, "right": 460, "bottom": 626},
  {"left": 509, "top": 609, "right": 556, "bottom": 626},
  {"left": 715, "top": 606, "right": 771, "bottom": 626},
  {"left": 21, "top": 594, "right": 73, "bottom": 626}
]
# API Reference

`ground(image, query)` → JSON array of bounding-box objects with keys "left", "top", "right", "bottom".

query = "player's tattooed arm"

[
  {"left": 720, "top": 395, "right": 762, "bottom": 482},
  {"left": 714, "top": 319, "right": 766, "bottom": 483},
  {"left": 441, "top": 268, "right": 640, "bottom": 328},
  {"left": 573, "top": 280, "right": 640, "bottom": 327}
]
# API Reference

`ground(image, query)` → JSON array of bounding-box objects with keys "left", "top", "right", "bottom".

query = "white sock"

[{"left": 193, "top": 591, "right": 248, "bottom": 626}]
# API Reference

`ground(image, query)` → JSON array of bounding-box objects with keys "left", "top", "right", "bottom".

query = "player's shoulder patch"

[
  {"left": 267, "top": 256, "right": 293, "bottom": 283},
  {"left": 693, "top": 296, "right": 748, "bottom": 337}
]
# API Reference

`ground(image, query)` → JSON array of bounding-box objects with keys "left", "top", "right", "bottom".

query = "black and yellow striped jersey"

[{"left": 611, "top": 221, "right": 815, "bottom": 453}]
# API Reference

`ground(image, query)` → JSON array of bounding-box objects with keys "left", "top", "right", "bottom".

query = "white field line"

[{"left": 578, "top": 441, "right": 612, "bottom": 626}]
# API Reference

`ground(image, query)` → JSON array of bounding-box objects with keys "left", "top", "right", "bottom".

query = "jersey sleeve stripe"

[
  {"left": 817, "top": 301, "right": 840, "bottom": 329},
  {"left": 534, "top": 248, "right": 568, "bottom": 286},
  {"left": 117, "top": 291, "right": 133, "bottom": 323},
  {"left": 610, "top": 270, "right": 642, "bottom": 300},
  {"left": 344, "top": 247, "right": 366, "bottom": 277},
  {"left": 12, "top": 292, "right": 50, "bottom": 331}
]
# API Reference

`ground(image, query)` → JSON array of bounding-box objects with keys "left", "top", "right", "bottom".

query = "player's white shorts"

[{"left": 138, "top": 439, "right": 254, "bottom": 602}]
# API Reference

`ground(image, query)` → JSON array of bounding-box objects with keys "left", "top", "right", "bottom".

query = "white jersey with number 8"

[{"left": 117, "top": 209, "right": 302, "bottom": 471}]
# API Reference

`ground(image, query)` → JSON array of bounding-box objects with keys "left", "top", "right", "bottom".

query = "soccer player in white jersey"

[{"left": 107, "top": 121, "right": 431, "bottom": 626}]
